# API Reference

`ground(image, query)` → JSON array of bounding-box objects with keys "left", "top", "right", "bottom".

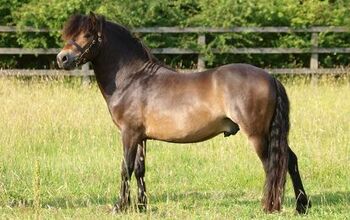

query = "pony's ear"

[
  {"left": 89, "top": 11, "right": 97, "bottom": 24},
  {"left": 88, "top": 12, "right": 104, "bottom": 39},
  {"left": 88, "top": 12, "right": 101, "bottom": 34},
  {"left": 89, "top": 11, "right": 96, "bottom": 18}
]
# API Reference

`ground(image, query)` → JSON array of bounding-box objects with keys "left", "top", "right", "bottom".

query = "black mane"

[
  {"left": 107, "top": 21, "right": 159, "bottom": 64},
  {"left": 62, "top": 14, "right": 159, "bottom": 64}
]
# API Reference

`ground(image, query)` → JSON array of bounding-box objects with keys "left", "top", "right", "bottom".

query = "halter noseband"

[{"left": 68, "top": 32, "right": 102, "bottom": 66}]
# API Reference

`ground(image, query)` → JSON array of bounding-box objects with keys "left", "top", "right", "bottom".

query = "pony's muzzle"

[{"left": 57, "top": 51, "right": 75, "bottom": 70}]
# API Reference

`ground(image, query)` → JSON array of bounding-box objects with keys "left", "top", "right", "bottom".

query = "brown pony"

[{"left": 57, "top": 13, "right": 311, "bottom": 214}]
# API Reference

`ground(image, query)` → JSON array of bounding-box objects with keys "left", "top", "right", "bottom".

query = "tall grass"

[
  {"left": 0, "top": 76, "right": 349, "bottom": 219},
  {"left": 33, "top": 159, "right": 41, "bottom": 219}
]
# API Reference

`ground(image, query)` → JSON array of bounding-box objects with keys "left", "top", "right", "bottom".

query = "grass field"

[{"left": 0, "top": 76, "right": 349, "bottom": 219}]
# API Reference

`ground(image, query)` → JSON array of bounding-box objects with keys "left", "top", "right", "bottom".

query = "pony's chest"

[{"left": 107, "top": 98, "right": 143, "bottom": 130}]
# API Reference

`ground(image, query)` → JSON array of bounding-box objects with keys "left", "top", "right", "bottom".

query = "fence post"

[
  {"left": 82, "top": 63, "right": 90, "bottom": 85},
  {"left": 310, "top": 33, "right": 319, "bottom": 84},
  {"left": 197, "top": 34, "right": 206, "bottom": 71},
  {"left": 310, "top": 33, "right": 319, "bottom": 70}
]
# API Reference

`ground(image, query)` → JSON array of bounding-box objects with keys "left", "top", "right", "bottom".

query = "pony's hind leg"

[
  {"left": 249, "top": 135, "right": 269, "bottom": 169},
  {"left": 288, "top": 147, "right": 311, "bottom": 214},
  {"left": 250, "top": 133, "right": 288, "bottom": 213},
  {"left": 134, "top": 140, "right": 147, "bottom": 211},
  {"left": 250, "top": 135, "right": 311, "bottom": 214},
  {"left": 249, "top": 135, "right": 270, "bottom": 207}
]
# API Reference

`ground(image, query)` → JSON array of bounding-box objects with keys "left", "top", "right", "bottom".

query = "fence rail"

[
  {"left": 2, "top": 47, "right": 350, "bottom": 55},
  {"left": 1, "top": 26, "right": 350, "bottom": 77}
]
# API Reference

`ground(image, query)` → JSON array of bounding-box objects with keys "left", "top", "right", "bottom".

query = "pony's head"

[{"left": 57, "top": 12, "right": 104, "bottom": 70}]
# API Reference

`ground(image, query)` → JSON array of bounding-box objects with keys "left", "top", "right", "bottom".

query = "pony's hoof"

[
  {"left": 136, "top": 196, "right": 147, "bottom": 212},
  {"left": 112, "top": 204, "right": 124, "bottom": 214},
  {"left": 137, "top": 204, "right": 147, "bottom": 212},
  {"left": 136, "top": 202, "right": 147, "bottom": 212},
  {"left": 112, "top": 199, "right": 129, "bottom": 213},
  {"left": 296, "top": 199, "right": 311, "bottom": 214}
]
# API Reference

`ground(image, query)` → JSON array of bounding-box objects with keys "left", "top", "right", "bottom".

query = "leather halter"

[{"left": 68, "top": 32, "right": 102, "bottom": 66}]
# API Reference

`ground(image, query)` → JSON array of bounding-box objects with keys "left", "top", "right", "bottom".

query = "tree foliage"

[{"left": 1, "top": 0, "right": 350, "bottom": 68}]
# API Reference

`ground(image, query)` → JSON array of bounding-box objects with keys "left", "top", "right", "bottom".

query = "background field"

[{"left": 0, "top": 76, "right": 349, "bottom": 219}]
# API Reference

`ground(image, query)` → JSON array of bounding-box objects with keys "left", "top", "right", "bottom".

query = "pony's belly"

[
  {"left": 145, "top": 116, "right": 238, "bottom": 143},
  {"left": 146, "top": 124, "right": 221, "bottom": 143}
]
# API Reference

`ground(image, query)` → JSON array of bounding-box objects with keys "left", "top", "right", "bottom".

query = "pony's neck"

[{"left": 91, "top": 22, "right": 150, "bottom": 100}]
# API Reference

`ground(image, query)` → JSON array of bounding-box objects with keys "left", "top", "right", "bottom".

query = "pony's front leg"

[
  {"left": 113, "top": 130, "right": 140, "bottom": 213},
  {"left": 134, "top": 140, "right": 147, "bottom": 211}
]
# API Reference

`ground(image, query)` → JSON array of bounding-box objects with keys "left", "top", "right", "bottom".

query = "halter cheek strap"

[
  {"left": 68, "top": 32, "right": 102, "bottom": 66},
  {"left": 68, "top": 39, "right": 85, "bottom": 53}
]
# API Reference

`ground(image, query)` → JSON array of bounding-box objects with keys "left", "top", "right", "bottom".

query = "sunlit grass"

[{"left": 0, "top": 76, "right": 349, "bottom": 219}]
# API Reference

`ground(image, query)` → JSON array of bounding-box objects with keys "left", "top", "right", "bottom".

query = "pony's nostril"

[{"left": 62, "top": 55, "right": 68, "bottom": 63}]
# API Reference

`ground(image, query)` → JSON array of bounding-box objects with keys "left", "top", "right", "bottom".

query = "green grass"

[{"left": 0, "top": 77, "right": 349, "bottom": 219}]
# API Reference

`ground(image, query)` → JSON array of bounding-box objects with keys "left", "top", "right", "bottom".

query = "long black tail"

[{"left": 264, "top": 78, "right": 290, "bottom": 212}]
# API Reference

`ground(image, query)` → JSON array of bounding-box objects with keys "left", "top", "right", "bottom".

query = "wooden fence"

[{"left": 1, "top": 26, "right": 350, "bottom": 79}]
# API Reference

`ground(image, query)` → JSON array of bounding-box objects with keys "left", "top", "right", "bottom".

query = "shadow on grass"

[
  {"left": 6, "top": 190, "right": 349, "bottom": 211},
  {"left": 150, "top": 190, "right": 262, "bottom": 211},
  {"left": 151, "top": 190, "right": 350, "bottom": 211},
  {"left": 283, "top": 190, "right": 350, "bottom": 211},
  {"left": 5, "top": 194, "right": 116, "bottom": 210},
  {"left": 308, "top": 191, "right": 350, "bottom": 206}
]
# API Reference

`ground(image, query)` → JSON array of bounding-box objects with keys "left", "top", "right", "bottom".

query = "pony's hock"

[{"left": 57, "top": 12, "right": 310, "bottom": 214}]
